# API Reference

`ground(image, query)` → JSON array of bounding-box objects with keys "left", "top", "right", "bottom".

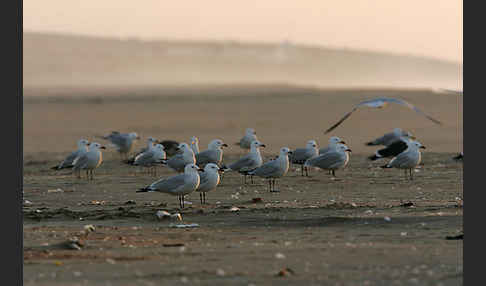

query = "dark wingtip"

[
  {"left": 380, "top": 164, "right": 390, "bottom": 169},
  {"left": 368, "top": 155, "right": 378, "bottom": 161},
  {"left": 365, "top": 142, "right": 375, "bottom": 146},
  {"left": 136, "top": 188, "right": 149, "bottom": 193},
  {"left": 50, "top": 166, "right": 59, "bottom": 170}
]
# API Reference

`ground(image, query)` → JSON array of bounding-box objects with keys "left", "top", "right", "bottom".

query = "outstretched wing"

[
  {"left": 324, "top": 107, "right": 359, "bottom": 134},
  {"left": 383, "top": 98, "right": 442, "bottom": 125}
]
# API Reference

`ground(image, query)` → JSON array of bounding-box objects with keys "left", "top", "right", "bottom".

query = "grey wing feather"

[
  {"left": 196, "top": 150, "right": 217, "bottom": 165},
  {"left": 134, "top": 151, "right": 154, "bottom": 166},
  {"left": 59, "top": 150, "right": 81, "bottom": 168},
  {"left": 229, "top": 155, "right": 255, "bottom": 171},
  {"left": 385, "top": 98, "right": 442, "bottom": 125},
  {"left": 307, "top": 152, "right": 343, "bottom": 169},
  {"left": 290, "top": 148, "right": 311, "bottom": 164},
  {"left": 72, "top": 154, "right": 89, "bottom": 170},
  {"left": 151, "top": 174, "right": 186, "bottom": 192},
  {"left": 251, "top": 160, "right": 280, "bottom": 177}
]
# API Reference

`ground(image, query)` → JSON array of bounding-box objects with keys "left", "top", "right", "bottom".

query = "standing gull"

[
  {"left": 319, "top": 136, "right": 346, "bottom": 155},
  {"left": 126, "top": 137, "right": 159, "bottom": 164},
  {"left": 368, "top": 137, "right": 416, "bottom": 161},
  {"left": 137, "top": 163, "right": 202, "bottom": 209},
  {"left": 366, "top": 128, "right": 414, "bottom": 147},
  {"left": 196, "top": 163, "right": 221, "bottom": 204},
  {"left": 324, "top": 98, "right": 442, "bottom": 134},
  {"left": 248, "top": 147, "right": 293, "bottom": 192},
  {"left": 235, "top": 128, "right": 258, "bottom": 150},
  {"left": 100, "top": 131, "right": 140, "bottom": 160},
  {"left": 224, "top": 140, "right": 266, "bottom": 184},
  {"left": 129, "top": 144, "right": 167, "bottom": 176},
  {"left": 72, "top": 142, "right": 106, "bottom": 180},
  {"left": 166, "top": 143, "right": 196, "bottom": 173},
  {"left": 51, "top": 139, "right": 90, "bottom": 172},
  {"left": 289, "top": 140, "right": 318, "bottom": 176},
  {"left": 453, "top": 152, "right": 463, "bottom": 161},
  {"left": 195, "top": 139, "right": 228, "bottom": 167},
  {"left": 305, "top": 144, "right": 352, "bottom": 177},
  {"left": 380, "top": 141, "right": 426, "bottom": 180},
  {"left": 190, "top": 136, "right": 200, "bottom": 154}
]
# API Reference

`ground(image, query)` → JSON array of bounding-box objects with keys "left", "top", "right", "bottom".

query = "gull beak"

[
  {"left": 340, "top": 141, "right": 346, "bottom": 144},
  {"left": 260, "top": 144, "right": 266, "bottom": 148},
  {"left": 100, "top": 146, "right": 107, "bottom": 149},
  {"left": 222, "top": 143, "right": 228, "bottom": 147},
  {"left": 198, "top": 168, "right": 205, "bottom": 172},
  {"left": 218, "top": 168, "right": 225, "bottom": 173},
  {"left": 346, "top": 149, "right": 352, "bottom": 152},
  {"left": 420, "top": 146, "right": 426, "bottom": 149},
  {"left": 288, "top": 151, "right": 293, "bottom": 154},
  {"left": 410, "top": 136, "right": 417, "bottom": 140}
]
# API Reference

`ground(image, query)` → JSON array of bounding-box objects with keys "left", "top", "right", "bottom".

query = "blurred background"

[
  {"left": 24, "top": 0, "right": 462, "bottom": 91},
  {"left": 23, "top": 0, "right": 463, "bottom": 155}
]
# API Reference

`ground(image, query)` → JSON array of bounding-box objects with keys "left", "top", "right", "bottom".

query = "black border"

[{"left": 3, "top": 0, "right": 23, "bottom": 285}]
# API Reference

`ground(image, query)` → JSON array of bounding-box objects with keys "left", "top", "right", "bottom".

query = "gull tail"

[
  {"left": 137, "top": 186, "right": 152, "bottom": 193},
  {"left": 368, "top": 154, "right": 381, "bottom": 161},
  {"left": 380, "top": 164, "right": 391, "bottom": 169},
  {"left": 50, "top": 165, "right": 60, "bottom": 170},
  {"left": 366, "top": 142, "right": 377, "bottom": 146}
]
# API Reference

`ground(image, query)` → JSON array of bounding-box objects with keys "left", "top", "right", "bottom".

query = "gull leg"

[
  {"left": 301, "top": 165, "right": 304, "bottom": 176},
  {"left": 305, "top": 166, "right": 309, "bottom": 177},
  {"left": 410, "top": 169, "right": 413, "bottom": 181},
  {"left": 331, "top": 170, "right": 336, "bottom": 177},
  {"left": 200, "top": 193, "right": 203, "bottom": 205},
  {"left": 251, "top": 175, "right": 254, "bottom": 184},
  {"left": 268, "top": 179, "right": 272, "bottom": 192},
  {"left": 203, "top": 192, "right": 206, "bottom": 204}
]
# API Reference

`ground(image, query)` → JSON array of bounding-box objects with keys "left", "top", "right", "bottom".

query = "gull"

[
  {"left": 195, "top": 139, "right": 228, "bottom": 167},
  {"left": 190, "top": 136, "right": 200, "bottom": 154},
  {"left": 125, "top": 137, "right": 159, "bottom": 164},
  {"left": 129, "top": 144, "right": 167, "bottom": 176},
  {"left": 289, "top": 140, "right": 318, "bottom": 176},
  {"left": 304, "top": 144, "right": 352, "bottom": 177},
  {"left": 319, "top": 136, "right": 346, "bottom": 155},
  {"left": 368, "top": 137, "right": 417, "bottom": 161},
  {"left": 381, "top": 141, "right": 426, "bottom": 180},
  {"left": 196, "top": 163, "right": 221, "bottom": 204},
  {"left": 166, "top": 143, "right": 196, "bottom": 173},
  {"left": 248, "top": 147, "right": 293, "bottom": 192},
  {"left": 366, "top": 128, "right": 414, "bottom": 147},
  {"left": 235, "top": 128, "right": 258, "bottom": 150},
  {"left": 51, "top": 139, "right": 90, "bottom": 172},
  {"left": 324, "top": 98, "right": 442, "bottom": 134},
  {"left": 137, "top": 163, "right": 202, "bottom": 209},
  {"left": 159, "top": 140, "right": 180, "bottom": 157},
  {"left": 100, "top": 131, "right": 140, "bottom": 160},
  {"left": 223, "top": 140, "right": 266, "bottom": 184},
  {"left": 453, "top": 152, "right": 464, "bottom": 161},
  {"left": 72, "top": 142, "right": 106, "bottom": 180}
]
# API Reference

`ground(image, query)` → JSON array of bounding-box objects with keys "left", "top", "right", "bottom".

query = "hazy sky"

[{"left": 24, "top": 0, "right": 462, "bottom": 63}]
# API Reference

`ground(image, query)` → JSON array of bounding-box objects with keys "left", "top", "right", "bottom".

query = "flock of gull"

[{"left": 50, "top": 97, "right": 462, "bottom": 208}]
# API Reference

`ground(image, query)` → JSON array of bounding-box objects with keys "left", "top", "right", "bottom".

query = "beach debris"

[
  {"left": 230, "top": 207, "right": 240, "bottom": 212},
  {"left": 156, "top": 210, "right": 183, "bottom": 221},
  {"left": 83, "top": 224, "right": 96, "bottom": 232},
  {"left": 400, "top": 201, "right": 415, "bottom": 207},
  {"left": 384, "top": 216, "right": 392, "bottom": 222},
  {"left": 163, "top": 243, "right": 185, "bottom": 247},
  {"left": 23, "top": 200, "right": 33, "bottom": 206},
  {"left": 105, "top": 258, "right": 116, "bottom": 264},
  {"left": 59, "top": 237, "right": 85, "bottom": 250},
  {"left": 276, "top": 267, "right": 295, "bottom": 277},
  {"left": 90, "top": 200, "right": 106, "bottom": 205},
  {"left": 446, "top": 234, "right": 464, "bottom": 240},
  {"left": 169, "top": 223, "right": 199, "bottom": 228},
  {"left": 47, "top": 188, "right": 64, "bottom": 193},
  {"left": 275, "top": 252, "right": 286, "bottom": 259},
  {"left": 216, "top": 269, "right": 226, "bottom": 276},
  {"left": 124, "top": 200, "right": 136, "bottom": 205},
  {"left": 401, "top": 232, "right": 408, "bottom": 236}
]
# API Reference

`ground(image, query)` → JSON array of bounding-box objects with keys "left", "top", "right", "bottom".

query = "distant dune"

[{"left": 23, "top": 32, "right": 461, "bottom": 93}]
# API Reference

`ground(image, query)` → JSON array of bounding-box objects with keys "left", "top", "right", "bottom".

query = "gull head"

[
  {"left": 209, "top": 139, "right": 228, "bottom": 149},
  {"left": 337, "top": 143, "right": 352, "bottom": 153},
  {"left": 246, "top": 128, "right": 256, "bottom": 135},
  {"left": 129, "top": 132, "right": 140, "bottom": 140},
  {"left": 204, "top": 163, "right": 220, "bottom": 173},
  {"left": 77, "top": 139, "right": 90, "bottom": 148},
  {"left": 191, "top": 136, "right": 199, "bottom": 145},
  {"left": 280, "top": 147, "right": 293, "bottom": 156},
  {"left": 89, "top": 142, "right": 106, "bottom": 150},
  {"left": 412, "top": 141, "right": 426, "bottom": 149},
  {"left": 185, "top": 163, "right": 203, "bottom": 173},
  {"left": 329, "top": 136, "right": 346, "bottom": 145},
  {"left": 306, "top": 140, "right": 318, "bottom": 149},
  {"left": 251, "top": 140, "right": 266, "bottom": 149},
  {"left": 154, "top": 144, "right": 165, "bottom": 151}
]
